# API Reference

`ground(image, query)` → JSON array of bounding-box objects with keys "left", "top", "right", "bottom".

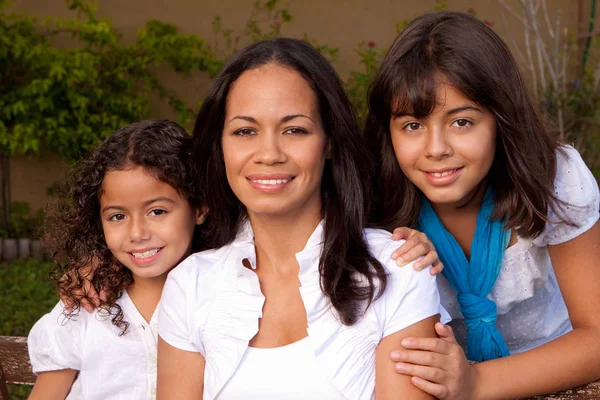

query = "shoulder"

[
  {"left": 534, "top": 145, "right": 599, "bottom": 246},
  {"left": 28, "top": 301, "right": 88, "bottom": 373},
  {"left": 363, "top": 227, "right": 427, "bottom": 278},
  {"left": 361, "top": 229, "right": 447, "bottom": 335},
  {"left": 363, "top": 227, "right": 397, "bottom": 264},
  {"left": 553, "top": 145, "right": 598, "bottom": 203},
  {"left": 29, "top": 301, "right": 89, "bottom": 340},
  {"left": 165, "top": 245, "right": 234, "bottom": 287},
  {"left": 363, "top": 227, "right": 438, "bottom": 296}
]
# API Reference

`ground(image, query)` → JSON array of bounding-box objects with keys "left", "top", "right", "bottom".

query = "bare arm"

[
  {"left": 473, "top": 221, "right": 600, "bottom": 398},
  {"left": 376, "top": 315, "right": 439, "bottom": 400},
  {"left": 157, "top": 336, "right": 205, "bottom": 400},
  {"left": 28, "top": 369, "right": 78, "bottom": 400}
]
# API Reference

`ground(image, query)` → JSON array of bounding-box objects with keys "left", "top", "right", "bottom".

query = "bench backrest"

[{"left": 0, "top": 336, "right": 35, "bottom": 400}]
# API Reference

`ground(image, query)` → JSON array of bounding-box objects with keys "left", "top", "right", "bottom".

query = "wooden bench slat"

[
  {"left": 0, "top": 336, "right": 35, "bottom": 385},
  {"left": 525, "top": 381, "right": 600, "bottom": 399}
]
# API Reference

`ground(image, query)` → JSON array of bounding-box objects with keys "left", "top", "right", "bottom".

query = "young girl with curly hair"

[
  {"left": 365, "top": 11, "right": 600, "bottom": 399},
  {"left": 27, "top": 120, "right": 206, "bottom": 399}
]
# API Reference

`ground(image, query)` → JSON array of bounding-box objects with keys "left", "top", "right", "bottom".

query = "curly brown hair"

[{"left": 43, "top": 119, "right": 201, "bottom": 334}]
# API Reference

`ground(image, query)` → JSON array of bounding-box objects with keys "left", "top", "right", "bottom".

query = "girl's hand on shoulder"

[
  {"left": 390, "top": 323, "right": 476, "bottom": 400},
  {"left": 59, "top": 256, "right": 106, "bottom": 313},
  {"left": 391, "top": 227, "right": 443, "bottom": 275}
]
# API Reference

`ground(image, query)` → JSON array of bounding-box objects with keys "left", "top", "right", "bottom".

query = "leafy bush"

[
  {"left": 0, "top": 0, "right": 221, "bottom": 161},
  {"left": 0, "top": 259, "right": 57, "bottom": 336}
]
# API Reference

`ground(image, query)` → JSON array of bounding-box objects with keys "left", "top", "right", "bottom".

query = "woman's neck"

[{"left": 248, "top": 209, "right": 322, "bottom": 275}]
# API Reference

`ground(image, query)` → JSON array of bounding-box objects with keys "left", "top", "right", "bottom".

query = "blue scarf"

[{"left": 418, "top": 188, "right": 511, "bottom": 362}]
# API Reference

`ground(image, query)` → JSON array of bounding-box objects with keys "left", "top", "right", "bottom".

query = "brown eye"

[
  {"left": 284, "top": 127, "right": 308, "bottom": 135},
  {"left": 109, "top": 213, "right": 126, "bottom": 221},
  {"left": 404, "top": 122, "right": 422, "bottom": 131},
  {"left": 454, "top": 119, "right": 471, "bottom": 128},
  {"left": 234, "top": 128, "right": 256, "bottom": 136}
]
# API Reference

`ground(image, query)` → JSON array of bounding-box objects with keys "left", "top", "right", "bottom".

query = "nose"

[
  {"left": 252, "top": 131, "right": 287, "bottom": 165},
  {"left": 128, "top": 216, "right": 150, "bottom": 242},
  {"left": 425, "top": 127, "right": 453, "bottom": 159}
]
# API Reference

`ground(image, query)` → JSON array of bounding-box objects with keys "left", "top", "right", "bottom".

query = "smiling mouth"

[
  {"left": 249, "top": 177, "right": 294, "bottom": 185},
  {"left": 130, "top": 248, "right": 163, "bottom": 259},
  {"left": 426, "top": 168, "right": 463, "bottom": 177}
]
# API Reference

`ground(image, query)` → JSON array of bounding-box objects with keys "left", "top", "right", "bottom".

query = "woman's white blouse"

[
  {"left": 28, "top": 291, "right": 159, "bottom": 399},
  {"left": 218, "top": 337, "right": 346, "bottom": 399},
  {"left": 439, "top": 146, "right": 600, "bottom": 355},
  {"left": 159, "top": 222, "right": 450, "bottom": 400}
]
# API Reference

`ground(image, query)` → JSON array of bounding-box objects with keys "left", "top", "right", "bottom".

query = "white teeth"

[
  {"left": 131, "top": 248, "right": 160, "bottom": 258},
  {"left": 431, "top": 169, "right": 457, "bottom": 178},
  {"left": 252, "top": 178, "right": 291, "bottom": 185}
]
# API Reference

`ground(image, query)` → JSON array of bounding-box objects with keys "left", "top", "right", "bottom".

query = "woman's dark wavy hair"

[
  {"left": 44, "top": 119, "right": 201, "bottom": 334},
  {"left": 366, "top": 11, "right": 561, "bottom": 237},
  {"left": 192, "top": 38, "right": 386, "bottom": 325}
]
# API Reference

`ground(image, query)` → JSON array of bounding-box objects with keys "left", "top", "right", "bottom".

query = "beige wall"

[{"left": 7, "top": 0, "right": 583, "bottom": 211}]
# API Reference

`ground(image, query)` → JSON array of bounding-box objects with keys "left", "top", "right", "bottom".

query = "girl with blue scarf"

[{"left": 365, "top": 11, "right": 600, "bottom": 400}]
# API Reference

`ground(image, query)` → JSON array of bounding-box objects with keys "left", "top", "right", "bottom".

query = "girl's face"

[
  {"left": 389, "top": 81, "right": 497, "bottom": 209},
  {"left": 100, "top": 166, "right": 204, "bottom": 283},
  {"left": 222, "top": 64, "right": 328, "bottom": 220}
]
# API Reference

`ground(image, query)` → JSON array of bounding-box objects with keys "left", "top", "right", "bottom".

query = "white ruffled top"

[
  {"left": 159, "top": 221, "right": 449, "bottom": 400},
  {"left": 440, "top": 145, "right": 600, "bottom": 355}
]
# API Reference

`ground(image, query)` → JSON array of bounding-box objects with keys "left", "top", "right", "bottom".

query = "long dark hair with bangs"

[
  {"left": 366, "top": 11, "right": 560, "bottom": 237},
  {"left": 192, "top": 37, "right": 386, "bottom": 325}
]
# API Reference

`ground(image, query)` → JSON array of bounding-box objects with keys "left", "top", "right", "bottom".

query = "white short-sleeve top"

[
  {"left": 440, "top": 146, "right": 600, "bottom": 355},
  {"left": 28, "top": 291, "right": 159, "bottom": 400},
  {"left": 159, "top": 221, "right": 450, "bottom": 400}
]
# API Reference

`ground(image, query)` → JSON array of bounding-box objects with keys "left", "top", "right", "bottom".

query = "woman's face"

[
  {"left": 221, "top": 64, "right": 328, "bottom": 220},
  {"left": 389, "top": 80, "right": 497, "bottom": 209}
]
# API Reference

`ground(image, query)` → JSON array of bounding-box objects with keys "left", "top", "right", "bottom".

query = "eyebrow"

[
  {"left": 392, "top": 105, "right": 482, "bottom": 119},
  {"left": 101, "top": 197, "right": 176, "bottom": 214},
  {"left": 446, "top": 105, "right": 482, "bottom": 116},
  {"left": 227, "top": 114, "right": 315, "bottom": 124}
]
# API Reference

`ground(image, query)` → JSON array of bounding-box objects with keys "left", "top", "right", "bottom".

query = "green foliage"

[
  {"left": 211, "top": 0, "right": 294, "bottom": 56},
  {"left": 541, "top": 66, "right": 600, "bottom": 172},
  {"left": 345, "top": 42, "right": 385, "bottom": 122},
  {"left": 6, "top": 201, "right": 44, "bottom": 238},
  {"left": 210, "top": 0, "right": 338, "bottom": 63},
  {"left": 0, "top": 0, "right": 219, "bottom": 162},
  {"left": 0, "top": 259, "right": 57, "bottom": 336},
  {"left": 1, "top": 0, "right": 599, "bottom": 176}
]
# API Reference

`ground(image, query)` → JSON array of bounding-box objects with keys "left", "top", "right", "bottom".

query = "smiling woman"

[
  {"left": 222, "top": 64, "right": 327, "bottom": 220},
  {"left": 156, "top": 38, "right": 448, "bottom": 400}
]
